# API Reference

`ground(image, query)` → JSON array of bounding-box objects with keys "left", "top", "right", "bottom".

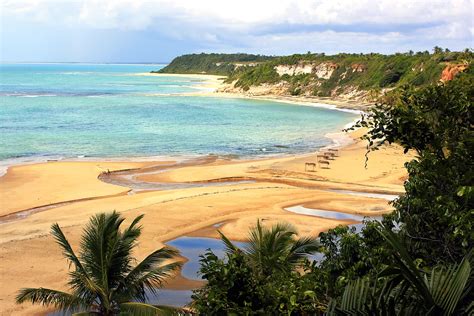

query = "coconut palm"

[
  {"left": 329, "top": 223, "right": 473, "bottom": 315},
  {"left": 219, "top": 220, "right": 320, "bottom": 276},
  {"left": 16, "top": 212, "right": 181, "bottom": 316}
]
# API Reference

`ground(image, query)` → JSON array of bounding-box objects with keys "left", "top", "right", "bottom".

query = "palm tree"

[
  {"left": 219, "top": 220, "right": 320, "bottom": 276},
  {"left": 16, "top": 212, "right": 181, "bottom": 316},
  {"left": 329, "top": 222, "right": 473, "bottom": 315}
]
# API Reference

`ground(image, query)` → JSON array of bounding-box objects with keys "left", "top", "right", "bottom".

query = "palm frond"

[
  {"left": 428, "top": 254, "right": 471, "bottom": 314},
  {"left": 121, "top": 214, "right": 144, "bottom": 242},
  {"left": 332, "top": 277, "right": 400, "bottom": 316},
  {"left": 17, "top": 212, "right": 182, "bottom": 315},
  {"left": 78, "top": 212, "right": 130, "bottom": 310},
  {"left": 106, "top": 213, "right": 144, "bottom": 292},
  {"left": 67, "top": 270, "right": 106, "bottom": 304},
  {"left": 218, "top": 230, "right": 239, "bottom": 254},
  {"left": 119, "top": 302, "right": 161, "bottom": 316},
  {"left": 375, "top": 222, "right": 435, "bottom": 305},
  {"left": 134, "top": 261, "right": 182, "bottom": 300},
  {"left": 120, "top": 247, "right": 181, "bottom": 301},
  {"left": 238, "top": 220, "right": 318, "bottom": 274},
  {"left": 339, "top": 278, "right": 370, "bottom": 315},
  {"left": 287, "top": 236, "right": 320, "bottom": 264},
  {"left": 16, "top": 287, "right": 85, "bottom": 311},
  {"left": 51, "top": 223, "right": 99, "bottom": 306},
  {"left": 51, "top": 223, "right": 86, "bottom": 273},
  {"left": 376, "top": 222, "right": 472, "bottom": 314}
]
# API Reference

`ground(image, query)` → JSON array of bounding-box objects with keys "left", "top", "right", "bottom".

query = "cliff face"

[
  {"left": 231, "top": 61, "right": 372, "bottom": 101},
  {"left": 351, "top": 63, "right": 367, "bottom": 72},
  {"left": 314, "top": 62, "right": 338, "bottom": 79},
  {"left": 218, "top": 81, "right": 371, "bottom": 103},
  {"left": 159, "top": 51, "right": 473, "bottom": 102},
  {"left": 274, "top": 62, "right": 338, "bottom": 79},
  {"left": 275, "top": 64, "right": 313, "bottom": 76},
  {"left": 440, "top": 63, "right": 468, "bottom": 82},
  {"left": 230, "top": 59, "right": 470, "bottom": 102}
]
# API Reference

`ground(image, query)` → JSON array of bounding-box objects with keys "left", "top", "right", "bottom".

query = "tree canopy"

[{"left": 16, "top": 212, "right": 181, "bottom": 316}]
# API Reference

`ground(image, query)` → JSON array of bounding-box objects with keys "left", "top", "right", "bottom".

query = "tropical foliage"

[
  {"left": 329, "top": 223, "right": 473, "bottom": 315},
  {"left": 16, "top": 212, "right": 181, "bottom": 316},
  {"left": 17, "top": 55, "right": 474, "bottom": 315},
  {"left": 351, "top": 72, "right": 473, "bottom": 264},
  {"left": 157, "top": 49, "right": 472, "bottom": 97},
  {"left": 192, "top": 74, "right": 473, "bottom": 314},
  {"left": 155, "top": 53, "right": 273, "bottom": 76},
  {"left": 192, "top": 221, "right": 321, "bottom": 314},
  {"left": 220, "top": 221, "right": 320, "bottom": 275}
]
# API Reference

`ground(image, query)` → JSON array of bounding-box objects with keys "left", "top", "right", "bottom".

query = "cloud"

[
  {"left": 1, "top": 0, "right": 472, "bottom": 61},
  {"left": 3, "top": 0, "right": 472, "bottom": 31}
]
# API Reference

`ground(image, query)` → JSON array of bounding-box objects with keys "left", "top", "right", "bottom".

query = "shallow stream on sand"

[{"left": 47, "top": 202, "right": 389, "bottom": 313}]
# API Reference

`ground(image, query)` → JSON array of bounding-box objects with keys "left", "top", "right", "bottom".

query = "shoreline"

[
  {"left": 0, "top": 128, "right": 355, "bottom": 182},
  {"left": 0, "top": 129, "right": 356, "bottom": 223},
  {"left": 201, "top": 91, "right": 368, "bottom": 113},
  {"left": 0, "top": 127, "right": 412, "bottom": 315},
  {"left": 0, "top": 72, "right": 361, "bottom": 178},
  {"left": 0, "top": 72, "right": 412, "bottom": 316},
  {"left": 143, "top": 72, "right": 370, "bottom": 112}
]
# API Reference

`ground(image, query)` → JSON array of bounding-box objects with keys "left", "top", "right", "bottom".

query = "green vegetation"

[
  {"left": 193, "top": 74, "right": 474, "bottom": 314},
  {"left": 157, "top": 49, "right": 472, "bottom": 99},
  {"left": 16, "top": 212, "right": 181, "bottom": 316},
  {"left": 355, "top": 73, "right": 473, "bottom": 265},
  {"left": 233, "top": 64, "right": 280, "bottom": 91},
  {"left": 329, "top": 224, "right": 472, "bottom": 315},
  {"left": 234, "top": 49, "right": 471, "bottom": 97},
  {"left": 17, "top": 65, "right": 473, "bottom": 315},
  {"left": 218, "top": 221, "right": 320, "bottom": 276},
  {"left": 192, "top": 221, "right": 322, "bottom": 314},
  {"left": 155, "top": 53, "right": 273, "bottom": 76}
]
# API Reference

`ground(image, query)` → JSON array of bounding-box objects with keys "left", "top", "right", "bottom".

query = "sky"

[{"left": 1, "top": 0, "right": 473, "bottom": 63}]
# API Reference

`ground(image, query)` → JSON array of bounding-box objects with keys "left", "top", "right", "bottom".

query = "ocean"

[{"left": 0, "top": 63, "right": 357, "bottom": 167}]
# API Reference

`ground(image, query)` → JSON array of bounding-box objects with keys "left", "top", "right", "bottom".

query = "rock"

[
  {"left": 274, "top": 63, "right": 313, "bottom": 76},
  {"left": 274, "top": 62, "right": 338, "bottom": 79},
  {"left": 351, "top": 63, "right": 366, "bottom": 72},
  {"left": 440, "top": 63, "right": 468, "bottom": 82},
  {"left": 314, "top": 62, "right": 338, "bottom": 79}
]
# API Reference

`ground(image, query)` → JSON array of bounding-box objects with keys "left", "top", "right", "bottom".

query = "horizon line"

[{"left": 0, "top": 61, "right": 170, "bottom": 65}]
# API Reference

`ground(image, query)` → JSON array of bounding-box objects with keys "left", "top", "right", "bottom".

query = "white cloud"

[
  {"left": 1, "top": 0, "right": 472, "bottom": 57},
  {"left": 3, "top": 0, "right": 472, "bottom": 30}
]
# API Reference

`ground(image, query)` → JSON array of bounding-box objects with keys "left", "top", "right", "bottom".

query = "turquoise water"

[{"left": 0, "top": 63, "right": 357, "bottom": 165}]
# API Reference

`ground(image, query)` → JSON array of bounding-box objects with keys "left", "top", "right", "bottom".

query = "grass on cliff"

[
  {"left": 156, "top": 49, "right": 472, "bottom": 97},
  {"left": 156, "top": 53, "right": 274, "bottom": 76}
]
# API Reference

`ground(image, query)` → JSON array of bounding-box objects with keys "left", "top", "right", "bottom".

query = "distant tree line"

[
  {"left": 17, "top": 65, "right": 473, "bottom": 315},
  {"left": 157, "top": 48, "right": 473, "bottom": 98}
]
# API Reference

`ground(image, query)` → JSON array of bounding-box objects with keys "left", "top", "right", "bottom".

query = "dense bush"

[
  {"left": 191, "top": 74, "right": 473, "bottom": 314},
  {"left": 155, "top": 53, "right": 274, "bottom": 76},
  {"left": 192, "top": 250, "right": 325, "bottom": 315},
  {"left": 157, "top": 49, "right": 473, "bottom": 98},
  {"left": 234, "top": 64, "right": 280, "bottom": 90},
  {"left": 192, "top": 221, "right": 322, "bottom": 314},
  {"left": 357, "top": 74, "right": 474, "bottom": 265}
]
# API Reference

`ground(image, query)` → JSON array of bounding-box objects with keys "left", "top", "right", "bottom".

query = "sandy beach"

[
  {"left": 0, "top": 129, "right": 412, "bottom": 315},
  {"left": 138, "top": 72, "right": 227, "bottom": 93},
  {"left": 0, "top": 75, "right": 413, "bottom": 315},
  {"left": 1, "top": 0, "right": 469, "bottom": 312},
  {"left": 140, "top": 73, "right": 371, "bottom": 112}
]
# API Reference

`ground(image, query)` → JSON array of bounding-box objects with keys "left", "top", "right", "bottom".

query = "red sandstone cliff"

[{"left": 440, "top": 63, "right": 468, "bottom": 82}]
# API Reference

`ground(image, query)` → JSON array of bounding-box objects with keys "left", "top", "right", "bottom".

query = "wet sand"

[{"left": 0, "top": 126, "right": 413, "bottom": 315}]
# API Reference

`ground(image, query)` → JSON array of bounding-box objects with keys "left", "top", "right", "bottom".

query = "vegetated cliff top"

[
  {"left": 155, "top": 49, "right": 473, "bottom": 100},
  {"left": 154, "top": 53, "right": 275, "bottom": 76}
]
